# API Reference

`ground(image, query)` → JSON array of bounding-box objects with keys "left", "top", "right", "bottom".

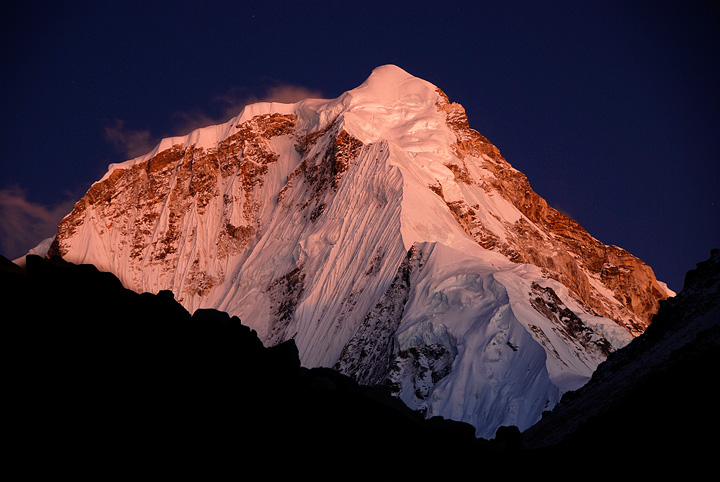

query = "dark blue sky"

[{"left": 1, "top": 0, "right": 718, "bottom": 292}]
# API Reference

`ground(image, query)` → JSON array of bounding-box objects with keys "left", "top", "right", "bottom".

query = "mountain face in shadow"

[{"left": 519, "top": 248, "right": 719, "bottom": 461}]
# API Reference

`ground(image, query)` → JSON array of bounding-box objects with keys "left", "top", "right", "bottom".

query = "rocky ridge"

[{"left": 436, "top": 89, "right": 669, "bottom": 335}]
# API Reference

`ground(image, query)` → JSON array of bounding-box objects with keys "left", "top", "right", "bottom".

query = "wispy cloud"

[
  {"left": 172, "top": 83, "right": 324, "bottom": 137},
  {"left": 103, "top": 119, "right": 156, "bottom": 159},
  {"left": 214, "top": 83, "right": 324, "bottom": 119},
  {"left": 103, "top": 82, "right": 324, "bottom": 160},
  {"left": 0, "top": 186, "right": 77, "bottom": 260},
  {"left": 232, "top": 83, "right": 324, "bottom": 109}
]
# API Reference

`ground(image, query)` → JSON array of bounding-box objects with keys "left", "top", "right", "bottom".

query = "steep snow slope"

[{"left": 49, "top": 65, "right": 670, "bottom": 437}]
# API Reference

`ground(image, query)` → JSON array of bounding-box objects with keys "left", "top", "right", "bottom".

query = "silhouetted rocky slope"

[
  {"left": 3, "top": 251, "right": 717, "bottom": 473},
  {"left": 520, "top": 249, "right": 719, "bottom": 461},
  {"left": 2, "top": 255, "right": 497, "bottom": 472}
]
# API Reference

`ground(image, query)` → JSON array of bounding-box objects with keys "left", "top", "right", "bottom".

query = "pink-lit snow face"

[{"left": 52, "top": 66, "right": 668, "bottom": 439}]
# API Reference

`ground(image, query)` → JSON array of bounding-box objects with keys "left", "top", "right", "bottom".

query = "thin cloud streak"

[
  {"left": 173, "top": 83, "right": 324, "bottom": 138},
  {"left": 0, "top": 186, "right": 77, "bottom": 260},
  {"left": 104, "top": 119, "right": 156, "bottom": 159},
  {"left": 102, "top": 82, "right": 324, "bottom": 165}
]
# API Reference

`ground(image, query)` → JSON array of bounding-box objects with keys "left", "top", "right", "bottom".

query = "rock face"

[
  {"left": 47, "top": 65, "right": 671, "bottom": 438},
  {"left": 437, "top": 90, "right": 669, "bottom": 335},
  {"left": 52, "top": 112, "right": 299, "bottom": 298}
]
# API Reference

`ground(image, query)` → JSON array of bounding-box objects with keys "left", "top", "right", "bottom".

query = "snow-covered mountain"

[{"left": 48, "top": 65, "right": 672, "bottom": 438}]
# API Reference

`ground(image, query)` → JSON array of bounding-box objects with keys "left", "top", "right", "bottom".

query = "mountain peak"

[
  {"left": 354, "top": 64, "right": 421, "bottom": 90},
  {"left": 47, "top": 68, "right": 670, "bottom": 438},
  {"left": 346, "top": 64, "right": 441, "bottom": 107}
]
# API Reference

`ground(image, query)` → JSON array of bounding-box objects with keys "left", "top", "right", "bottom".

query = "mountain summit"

[{"left": 48, "top": 65, "right": 672, "bottom": 437}]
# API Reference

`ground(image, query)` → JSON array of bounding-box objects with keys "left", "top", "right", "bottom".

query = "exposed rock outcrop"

[{"left": 436, "top": 89, "right": 670, "bottom": 334}]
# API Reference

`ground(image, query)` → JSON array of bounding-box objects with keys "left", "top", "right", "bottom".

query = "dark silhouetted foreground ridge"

[
  {"left": 3, "top": 251, "right": 717, "bottom": 473},
  {"left": 2, "top": 255, "right": 494, "bottom": 471}
]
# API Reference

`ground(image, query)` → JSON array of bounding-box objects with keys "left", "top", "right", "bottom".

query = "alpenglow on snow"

[{"left": 48, "top": 65, "right": 673, "bottom": 438}]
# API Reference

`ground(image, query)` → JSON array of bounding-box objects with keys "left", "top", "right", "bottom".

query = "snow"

[
  {"left": 13, "top": 236, "right": 54, "bottom": 267},
  {"left": 657, "top": 280, "right": 676, "bottom": 298},
  {"left": 56, "top": 64, "right": 664, "bottom": 439}
]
